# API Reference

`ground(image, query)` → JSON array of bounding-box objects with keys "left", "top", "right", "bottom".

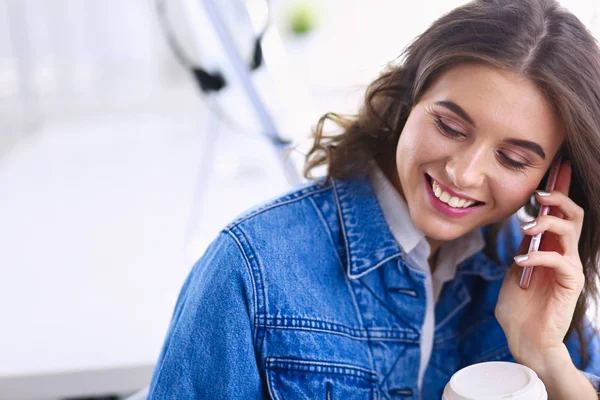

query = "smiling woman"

[
  {"left": 392, "top": 63, "right": 564, "bottom": 243},
  {"left": 303, "top": 0, "right": 600, "bottom": 396},
  {"left": 305, "top": 0, "right": 600, "bottom": 373},
  {"left": 148, "top": 0, "right": 600, "bottom": 399}
]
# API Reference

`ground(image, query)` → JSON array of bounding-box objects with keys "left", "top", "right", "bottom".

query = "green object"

[{"left": 289, "top": 2, "right": 318, "bottom": 35}]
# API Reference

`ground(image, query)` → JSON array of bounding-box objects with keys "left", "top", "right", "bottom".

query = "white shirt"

[{"left": 368, "top": 165, "right": 484, "bottom": 393}]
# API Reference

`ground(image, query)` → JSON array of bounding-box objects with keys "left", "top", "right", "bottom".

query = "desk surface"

[{"left": 0, "top": 104, "right": 290, "bottom": 399}]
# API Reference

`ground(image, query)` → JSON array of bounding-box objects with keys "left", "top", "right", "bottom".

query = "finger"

[
  {"left": 535, "top": 190, "right": 584, "bottom": 227},
  {"left": 513, "top": 251, "right": 584, "bottom": 290},
  {"left": 520, "top": 215, "right": 580, "bottom": 252}
]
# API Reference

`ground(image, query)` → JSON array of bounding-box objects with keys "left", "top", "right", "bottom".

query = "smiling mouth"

[{"left": 425, "top": 174, "right": 484, "bottom": 208}]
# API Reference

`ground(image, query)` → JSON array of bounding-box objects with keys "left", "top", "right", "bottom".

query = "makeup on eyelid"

[{"left": 430, "top": 105, "right": 542, "bottom": 171}]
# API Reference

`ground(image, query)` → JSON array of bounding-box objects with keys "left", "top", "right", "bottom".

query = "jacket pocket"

[{"left": 265, "top": 357, "right": 379, "bottom": 400}]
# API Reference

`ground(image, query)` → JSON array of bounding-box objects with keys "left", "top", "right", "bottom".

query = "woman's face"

[{"left": 395, "top": 63, "right": 565, "bottom": 242}]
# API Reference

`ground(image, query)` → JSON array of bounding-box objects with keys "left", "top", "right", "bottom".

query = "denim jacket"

[{"left": 148, "top": 176, "right": 600, "bottom": 399}]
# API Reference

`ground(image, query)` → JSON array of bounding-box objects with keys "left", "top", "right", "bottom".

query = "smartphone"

[{"left": 519, "top": 154, "right": 563, "bottom": 289}]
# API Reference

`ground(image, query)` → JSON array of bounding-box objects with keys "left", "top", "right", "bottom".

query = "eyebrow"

[
  {"left": 434, "top": 100, "right": 547, "bottom": 159},
  {"left": 505, "top": 139, "right": 546, "bottom": 159},
  {"left": 434, "top": 100, "right": 476, "bottom": 127}
]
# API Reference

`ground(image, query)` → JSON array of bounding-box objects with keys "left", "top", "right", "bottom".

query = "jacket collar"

[
  {"left": 331, "top": 176, "right": 507, "bottom": 281},
  {"left": 332, "top": 176, "right": 402, "bottom": 279}
]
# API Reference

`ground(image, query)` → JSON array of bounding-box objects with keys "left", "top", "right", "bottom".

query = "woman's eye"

[
  {"left": 435, "top": 117, "right": 464, "bottom": 138},
  {"left": 497, "top": 151, "right": 527, "bottom": 170}
]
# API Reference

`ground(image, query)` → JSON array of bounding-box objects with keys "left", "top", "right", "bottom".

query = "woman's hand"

[{"left": 495, "top": 162, "right": 594, "bottom": 398}]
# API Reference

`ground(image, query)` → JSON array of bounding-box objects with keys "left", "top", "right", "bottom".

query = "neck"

[
  {"left": 378, "top": 157, "right": 445, "bottom": 271},
  {"left": 427, "top": 237, "right": 443, "bottom": 256},
  {"left": 427, "top": 237, "right": 443, "bottom": 273}
]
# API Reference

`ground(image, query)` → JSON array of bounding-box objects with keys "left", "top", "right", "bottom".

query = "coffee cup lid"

[{"left": 442, "top": 361, "right": 547, "bottom": 400}]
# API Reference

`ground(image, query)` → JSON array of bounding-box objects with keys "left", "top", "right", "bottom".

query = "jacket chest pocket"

[{"left": 266, "top": 357, "right": 379, "bottom": 400}]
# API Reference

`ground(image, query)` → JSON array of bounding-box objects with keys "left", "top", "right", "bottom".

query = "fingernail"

[
  {"left": 514, "top": 255, "right": 529, "bottom": 263},
  {"left": 536, "top": 190, "right": 552, "bottom": 197},
  {"left": 521, "top": 220, "right": 537, "bottom": 230}
]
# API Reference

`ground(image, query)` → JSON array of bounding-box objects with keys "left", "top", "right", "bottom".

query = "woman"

[{"left": 148, "top": 0, "right": 600, "bottom": 398}]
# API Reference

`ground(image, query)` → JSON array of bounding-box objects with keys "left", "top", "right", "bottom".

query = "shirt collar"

[
  {"left": 332, "top": 171, "right": 497, "bottom": 281},
  {"left": 435, "top": 228, "right": 485, "bottom": 283},
  {"left": 368, "top": 164, "right": 484, "bottom": 271},
  {"left": 368, "top": 165, "right": 425, "bottom": 255}
]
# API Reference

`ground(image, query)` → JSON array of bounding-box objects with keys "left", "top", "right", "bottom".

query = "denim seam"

[
  {"left": 433, "top": 329, "right": 458, "bottom": 344},
  {"left": 308, "top": 196, "right": 378, "bottom": 373},
  {"left": 224, "top": 229, "right": 259, "bottom": 342},
  {"left": 226, "top": 184, "right": 332, "bottom": 229},
  {"left": 435, "top": 284, "right": 471, "bottom": 330},
  {"left": 308, "top": 196, "right": 346, "bottom": 275},
  {"left": 348, "top": 278, "right": 378, "bottom": 379},
  {"left": 359, "top": 280, "right": 420, "bottom": 334},
  {"left": 330, "top": 178, "right": 384, "bottom": 374},
  {"left": 256, "top": 316, "right": 419, "bottom": 342},
  {"left": 457, "top": 315, "right": 495, "bottom": 341},
  {"left": 378, "top": 389, "right": 390, "bottom": 400},
  {"left": 331, "top": 178, "right": 353, "bottom": 280},
  {"left": 266, "top": 370, "right": 283, "bottom": 400},
  {"left": 265, "top": 357, "right": 377, "bottom": 380},
  {"left": 379, "top": 341, "right": 409, "bottom": 387},
  {"left": 348, "top": 254, "right": 403, "bottom": 280},
  {"left": 227, "top": 225, "right": 268, "bottom": 355}
]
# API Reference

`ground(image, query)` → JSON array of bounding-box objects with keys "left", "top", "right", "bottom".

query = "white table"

[{"left": 0, "top": 100, "right": 290, "bottom": 399}]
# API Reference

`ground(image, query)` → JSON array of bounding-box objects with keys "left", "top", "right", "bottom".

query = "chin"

[
  {"left": 425, "top": 229, "right": 465, "bottom": 242},
  {"left": 415, "top": 217, "right": 473, "bottom": 242}
]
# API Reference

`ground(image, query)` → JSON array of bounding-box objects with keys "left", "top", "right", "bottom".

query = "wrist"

[
  {"left": 512, "top": 343, "right": 569, "bottom": 378},
  {"left": 525, "top": 345, "right": 571, "bottom": 380},
  {"left": 523, "top": 346, "right": 596, "bottom": 400}
]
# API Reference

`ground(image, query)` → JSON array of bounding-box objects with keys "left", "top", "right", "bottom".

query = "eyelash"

[
  {"left": 434, "top": 117, "right": 528, "bottom": 171},
  {"left": 435, "top": 117, "right": 463, "bottom": 138},
  {"left": 497, "top": 151, "right": 527, "bottom": 170}
]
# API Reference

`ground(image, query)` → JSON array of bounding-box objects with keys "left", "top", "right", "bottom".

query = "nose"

[{"left": 445, "top": 144, "right": 488, "bottom": 189}]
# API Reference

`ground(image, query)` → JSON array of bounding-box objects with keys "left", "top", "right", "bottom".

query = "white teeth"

[
  {"left": 440, "top": 191, "right": 450, "bottom": 203},
  {"left": 448, "top": 196, "right": 460, "bottom": 207},
  {"left": 463, "top": 200, "right": 475, "bottom": 208},
  {"left": 430, "top": 179, "right": 477, "bottom": 208}
]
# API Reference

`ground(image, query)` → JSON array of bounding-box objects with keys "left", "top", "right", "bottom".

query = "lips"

[
  {"left": 424, "top": 174, "right": 485, "bottom": 218},
  {"left": 426, "top": 174, "right": 484, "bottom": 207}
]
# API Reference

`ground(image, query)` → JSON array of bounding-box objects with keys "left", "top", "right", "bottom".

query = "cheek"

[
  {"left": 491, "top": 176, "right": 537, "bottom": 213},
  {"left": 397, "top": 116, "right": 435, "bottom": 165},
  {"left": 397, "top": 121, "right": 452, "bottom": 172}
]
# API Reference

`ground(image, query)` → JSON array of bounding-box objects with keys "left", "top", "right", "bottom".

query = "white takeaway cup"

[{"left": 442, "top": 361, "right": 547, "bottom": 400}]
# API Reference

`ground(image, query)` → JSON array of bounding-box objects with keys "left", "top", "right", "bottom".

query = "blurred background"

[{"left": 0, "top": 1, "right": 598, "bottom": 399}]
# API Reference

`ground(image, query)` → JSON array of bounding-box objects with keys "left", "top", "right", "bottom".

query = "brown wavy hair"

[{"left": 304, "top": 0, "right": 600, "bottom": 368}]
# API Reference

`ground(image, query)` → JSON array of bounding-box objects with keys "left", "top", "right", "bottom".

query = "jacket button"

[
  {"left": 388, "top": 388, "right": 414, "bottom": 397},
  {"left": 389, "top": 287, "right": 418, "bottom": 297}
]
